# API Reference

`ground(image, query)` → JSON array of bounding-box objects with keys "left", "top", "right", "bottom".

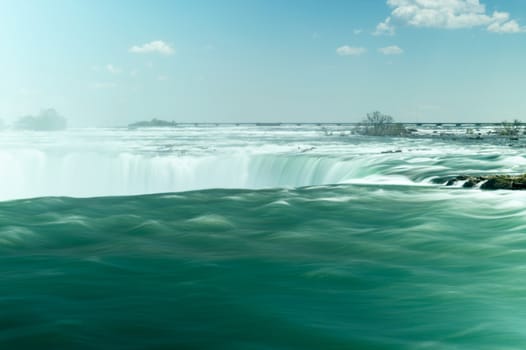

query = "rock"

[
  {"left": 440, "top": 174, "right": 526, "bottom": 190},
  {"left": 446, "top": 179, "right": 456, "bottom": 186},
  {"left": 513, "top": 182, "right": 526, "bottom": 189},
  {"left": 431, "top": 176, "right": 456, "bottom": 184},
  {"left": 462, "top": 179, "right": 478, "bottom": 188},
  {"left": 480, "top": 175, "right": 526, "bottom": 190}
]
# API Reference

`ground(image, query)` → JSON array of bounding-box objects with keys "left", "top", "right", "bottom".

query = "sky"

[{"left": 1, "top": 0, "right": 526, "bottom": 126}]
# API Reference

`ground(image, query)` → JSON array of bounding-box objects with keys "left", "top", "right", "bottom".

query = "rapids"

[{"left": 1, "top": 125, "right": 525, "bottom": 349}]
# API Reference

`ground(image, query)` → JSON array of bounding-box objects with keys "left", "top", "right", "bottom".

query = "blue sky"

[{"left": 1, "top": 0, "right": 525, "bottom": 126}]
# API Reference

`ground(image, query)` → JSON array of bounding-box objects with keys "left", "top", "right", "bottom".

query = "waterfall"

[{"left": 0, "top": 149, "right": 373, "bottom": 200}]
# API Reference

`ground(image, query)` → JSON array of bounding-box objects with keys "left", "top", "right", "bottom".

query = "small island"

[{"left": 128, "top": 118, "right": 177, "bottom": 128}]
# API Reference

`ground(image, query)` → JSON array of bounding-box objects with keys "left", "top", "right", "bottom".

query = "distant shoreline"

[
  {"left": 127, "top": 119, "right": 525, "bottom": 127},
  {"left": 126, "top": 119, "right": 525, "bottom": 143}
]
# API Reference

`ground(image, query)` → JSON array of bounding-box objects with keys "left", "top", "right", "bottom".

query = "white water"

[{"left": 0, "top": 126, "right": 524, "bottom": 200}]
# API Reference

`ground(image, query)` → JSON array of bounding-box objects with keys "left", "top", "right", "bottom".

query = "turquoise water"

[{"left": 1, "top": 126, "right": 526, "bottom": 349}]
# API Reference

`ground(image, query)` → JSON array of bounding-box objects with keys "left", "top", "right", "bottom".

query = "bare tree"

[
  {"left": 500, "top": 119, "right": 522, "bottom": 138},
  {"left": 355, "top": 111, "right": 407, "bottom": 136}
]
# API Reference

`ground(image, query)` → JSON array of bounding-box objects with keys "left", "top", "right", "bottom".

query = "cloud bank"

[{"left": 375, "top": 0, "right": 524, "bottom": 35}]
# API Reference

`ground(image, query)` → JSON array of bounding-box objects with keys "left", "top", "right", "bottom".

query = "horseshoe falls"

[{"left": 2, "top": 125, "right": 526, "bottom": 350}]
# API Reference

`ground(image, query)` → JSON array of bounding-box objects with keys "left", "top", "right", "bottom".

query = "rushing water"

[{"left": 1, "top": 125, "right": 526, "bottom": 349}]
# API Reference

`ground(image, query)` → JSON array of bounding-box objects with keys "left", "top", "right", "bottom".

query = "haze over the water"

[{"left": 1, "top": 0, "right": 526, "bottom": 126}]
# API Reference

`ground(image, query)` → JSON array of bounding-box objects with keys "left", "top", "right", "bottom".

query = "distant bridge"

[{"left": 169, "top": 122, "right": 517, "bottom": 127}]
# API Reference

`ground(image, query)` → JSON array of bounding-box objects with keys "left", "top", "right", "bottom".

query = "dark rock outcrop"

[{"left": 434, "top": 174, "right": 526, "bottom": 190}]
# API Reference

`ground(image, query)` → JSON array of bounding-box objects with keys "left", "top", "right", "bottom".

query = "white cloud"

[
  {"left": 157, "top": 75, "right": 169, "bottom": 81},
  {"left": 106, "top": 64, "right": 121, "bottom": 74},
  {"left": 378, "top": 45, "right": 404, "bottom": 55},
  {"left": 488, "top": 19, "right": 522, "bottom": 33},
  {"left": 376, "top": 0, "right": 524, "bottom": 34},
  {"left": 129, "top": 40, "right": 175, "bottom": 55},
  {"left": 374, "top": 17, "right": 395, "bottom": 35},
  {"left": 353, "top": 29, "right": 363, "bottom": 35},
  {"left": 336, "top": 45, "right": 367, "bottom": 56}
]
